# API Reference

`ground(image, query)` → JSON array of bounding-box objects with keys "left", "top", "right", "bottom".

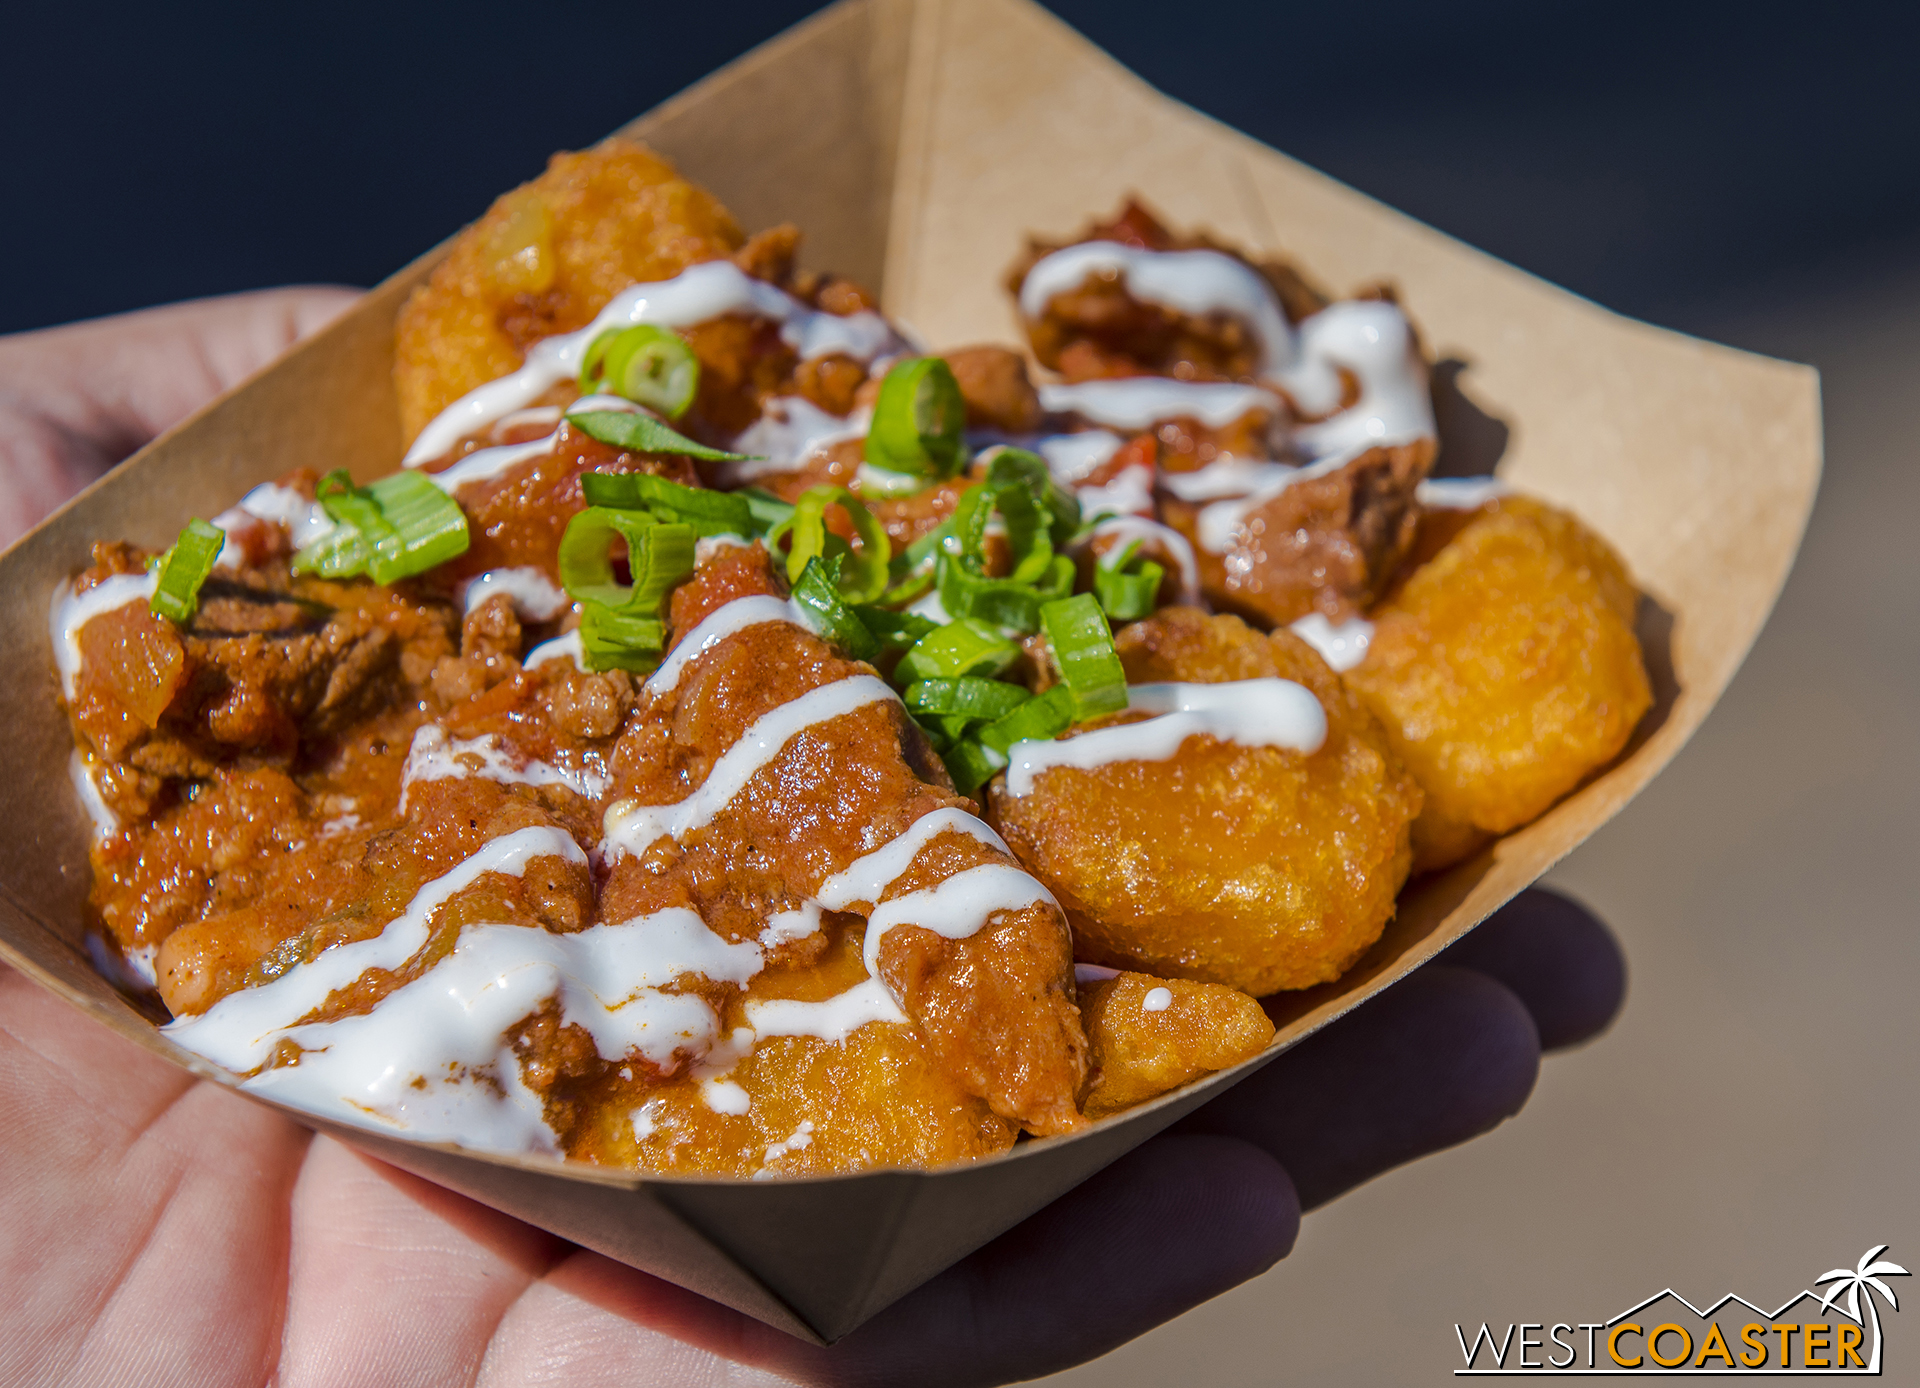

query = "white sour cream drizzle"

[
  {"left": 68, "top": 750, "right": 119, "bottom": 843},
  {"left": 726, "top": 399, "right": 872, "bottom": 481},
  {"left": 403, "top": 261, "right": 906, "bottom": 468},
  {"left": 861, "top": 864, "right": 1058, "bottom": 977},
  {"left": 1074, "top": 462, "right": 1155, "bottom": 520},
  {"left": 1001, "top": 679, "right": 1329, "bottom": 797},
  {"left": 1175, "top": 451, "right": 1357, "bottom": 555},
  {"left": 745, "top": 977, "right": 908, "bottom": 1042},
  {"left": 399, "top": 724, "right": 610, "bottom": 810},
  {"left": 50, "top": 572, "right": 159, "bottom": 699},
  {"left": 643, "top": 595, "right": 807, "bottom": 698},
  {"left": 1417, "top": 476, "right": 1509, "bottom": 509},
  {"left": 524, "top": 629, "right": 585, "bottom": 671},
  {"left": 165, "top": 826, "right": 589, "bottom": 1072},
  {"left": 462, "top": 567, "right": 571, "bottom": 621},
  {"left": 1021, "top": 245, "right": 1340, "bottom": 409},
  {"left": 1038, "top": 379, "right": 1280, "bottom": 432},
  {"left": 601, "top": 675, "right": 899, "bottom": 859},
  {"left": 1035, "top": 430, "right": 1125, "bottom": 483},
  {"left": 1288, "top": 613, "right": 1376, "bottom": 673},
  {"left": 212, "top": 482, "right": 336, "bottom": 566},
  {"left": 1142, "top": 986, "right": 1174, "bottom": 1013},
  {"left": 1290, "top": 301, "right": 1434, "bottom": 456},
  {"left": 814, "top": 807, "right": 1011, "bottom": 911}
]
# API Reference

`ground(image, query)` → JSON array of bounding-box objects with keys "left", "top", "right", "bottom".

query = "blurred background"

[{"left": 6, "top": 1, "right": 1916, "bottom": 1381}]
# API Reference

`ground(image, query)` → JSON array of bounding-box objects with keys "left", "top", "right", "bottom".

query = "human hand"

[{"left": 0, "top": 295, "right": 1626, "bottom": 1387}]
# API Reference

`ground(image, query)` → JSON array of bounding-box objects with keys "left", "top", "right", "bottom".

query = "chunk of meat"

[
  {"left": 990, "top": 608, "right": 1421, "bottom": 996},
  {"left": 1008, "top": 198, "right": 1329, "bottom": 382},
  {"left": 1077, "top": 970, "right": 1274, "bottom": 1119},
  {"left": 1344, "top": 496, "right": 1651, "bottom": 872},
  {"left": 943, "top": 345, "right": 1043, "bottom": 435},
  {"left": 1161, "top": 438, "right": 1434, "bottom": 626},
  {"left": 395, "top": 139, "right": 746, "bottom": 444}
]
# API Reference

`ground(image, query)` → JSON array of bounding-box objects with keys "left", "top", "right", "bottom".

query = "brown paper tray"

[{"left": 0, "top": 0, "right": 1819, "bottom": 1345}]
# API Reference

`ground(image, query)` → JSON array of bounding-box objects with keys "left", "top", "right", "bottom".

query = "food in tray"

[{"left": 51, "top": 139, "right": 1648, "bottom": 1176}]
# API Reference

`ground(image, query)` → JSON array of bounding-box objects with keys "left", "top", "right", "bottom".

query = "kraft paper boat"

[{"left": 0, "top": 0, "right": 1819, "bottom": 1344}]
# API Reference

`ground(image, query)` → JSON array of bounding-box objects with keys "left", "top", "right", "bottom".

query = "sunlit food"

[{"left": 53, "top": 139, "right": 1647, "bottom": 1176}]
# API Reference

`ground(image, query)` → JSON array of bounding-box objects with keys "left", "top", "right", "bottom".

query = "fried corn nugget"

[
  {"left": 1345, "top": 496, "right": 1652, "bottom": 873},
  {"left": 564, "top": 925, "right": 1017, "bottom": 1176},
  {"left": 1078, "top": 971, "right": 1274, "bottom": 1119},
  {"left": 990, "top": 609, "right": 1421, "bottom": 996},
  {"left": 395, "top": 139, "right": 745, "bottom": 443}
]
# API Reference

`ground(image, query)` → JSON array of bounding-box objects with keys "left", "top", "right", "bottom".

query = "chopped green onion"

[
  {"left": 790, "top": 555, "right": 880, "bottom": 661},
  {"left": 580, "top": 470, "right": 753, "bottom": 537},
  {"left": 850, "top": 604, "right": 938, "bottom": 652},
  {"left": 976, "top": 685, "right": 1077, "bottom": 755},
  {"left": 578, "top": 601, "right": 667, "bottom": 673},
  {"left": 1094, "top": 553, "right": 1166, "bottom": 621},
  {"left": 864, "top": 357, "right": 967, "bottom": 481},
  {"left": 569, "top": 409, "right": 749, "bottom": 463},
  {"left": 942, "top": 739, "right": 1009, "bottom": 796},
  {"left": 293, "top": 470, "right": 470, "bottom": 584},
  {"left": 578, "top": 325, "right": 701, "bottom": 419},
  {"left": 894, "top": 618, "right": 1021, "bottom": 684},
  {"left": 937, "top": 551, "right": 1074, "bottom": 633},
  {"left": 766, "top": 486, "right": 890, "bottom": 602},
  {"left": 557, "top": 507, "right": 696, "bottom": 616},
  {"left": 149, "top": 518, "right": 225, "bottom": 624},
  {"left": 981, "top": 447, "right": 1081, "bottom": 549},
  {"left": 1041, "top": 593, "right": 1128, "bottom": 717},
  {"left": 737, "top": 488, "right": 795, "bottom": 540},
  {"left": 905, "top": 677, "right": 1032, "bottom": 722}
]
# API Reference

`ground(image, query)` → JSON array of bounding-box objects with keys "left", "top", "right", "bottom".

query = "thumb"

[{"left": 0, "top": 286, "right": 361, "bottom": 546}]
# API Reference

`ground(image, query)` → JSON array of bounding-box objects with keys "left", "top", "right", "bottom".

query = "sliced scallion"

[
  {"left": 1040, "top": 593, "right": 1128, "bottom": 718},
  {"left": 976, "top": 684, "right": 1077, "bottom": 755},
  {"left": 942, "top": 738, "right": 1009, "bottom": 796},
  {"left": 790, "top": 555, "right": 880, "bottom": 661},
  {"left": 579, "top": 601, "right": 668, "bottom": 673},
  {"left": 1094, "top": 553, "right": 1166, "bottom": 621},
  {"left": 293, "top": 470, "right": 470, "bottom": 585},
  {"left": 557, "top": 507, "right": 695, "bottom": 616},
  {"left": 894, "top": 618, "right": 1020, "bottom": 684},
  {"left": 149, "top": 518, "right": 226, "bottom": 624},
  {"left": 577, "top": 324, "right": 701, "bottom": 419},
  {"left": 863, "top": 357, "right": 967, "bottom": 481},
  {"left": 569, "top": 409, "right": 749, "bottom": 463},
  {"left": 905, "top": 677, "right": 1032, "bottom": 722},
  {"left": 766, "top": 486, "right": 890, "bottom": 602},
  {"left": 580, "top": 470, "right": 753, "bottom": 538}
]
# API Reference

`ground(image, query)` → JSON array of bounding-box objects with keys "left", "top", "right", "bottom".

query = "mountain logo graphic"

[{"left": 1454, "top": 1245, "right": 1908, "bottom": 1374}]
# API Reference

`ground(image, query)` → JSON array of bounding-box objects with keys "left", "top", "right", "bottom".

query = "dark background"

[{"left": 6, "top": 1, "right": 1919, "bottom": 341}]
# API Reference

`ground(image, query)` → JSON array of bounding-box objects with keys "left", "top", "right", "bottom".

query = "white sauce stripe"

[
  {"left": 463, "top": 567, "right": 571, "bottom": 621},
  {"left": 212, "top": 482, "right": 336, "bottom": 565},
  {"left": 1142, "top": 986, "right": 1174, "bottom": 1013},
  {"left": 602, "top": 675, "right": 899, "bottom": 859},
  {"left": 861, "top": 863, "right": 1057, "bottom": 977},
  {"left": 164, "top": 826, "right": 588, "bottom": 1071},
  {"left": 815, "top": 807, "right": 1011, "bottom": 911},
  {"left": 746, "top": 976, "right": 908, "bottom": 1043},
  {"left": 1038, "top": 379, "right": 1280, "bottom": 432},
  {"left": 644, "top": 595, "right": 807, "bottom": 699},
  {"left": 399, "top": 724, "right": 610, "bottom": 809},
  {"left": 1001, "top": 679, "right": 1329, "bottom": 798},
  {"left": 524, "top": 629, "right": 585, "bottom": 671},
  {"left": 1084, "top": 515, "right": 1201, "bottom": 601},
  {"left": 1291, "top": 301, "right": 1435, "bottom": 457},
  {"left": 1288, "top": 613, "right": 1375, "bottom": 673},
  {"left": 1417, "top": 476, "right": 1509, "bottom": 509},
  {"left": 69, "top": 750, "right": 119, "bottom": 844},
  {"left": 404, "top": 262, "right": 905, "bottom": 467},
  {"left": 50, "top": 573, "right": 159, "bottom": 699}
]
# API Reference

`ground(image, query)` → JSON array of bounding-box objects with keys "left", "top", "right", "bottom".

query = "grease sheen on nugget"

[{"left": 990, "top": 609, "right": 1421, "bottom": 997}]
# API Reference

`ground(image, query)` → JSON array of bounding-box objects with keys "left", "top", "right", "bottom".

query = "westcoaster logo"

[{"left": 1455, "top": 1246, "right": 1909, "bottom": 1374}]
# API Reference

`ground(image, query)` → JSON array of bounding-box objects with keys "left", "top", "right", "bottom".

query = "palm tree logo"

[{"left": 1815, "top": 1245, "right": 1909, "bottom": 1373}]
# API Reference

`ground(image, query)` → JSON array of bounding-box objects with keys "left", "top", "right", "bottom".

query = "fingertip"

[{"left": 1443, "top": 887, "right": 1627, "bottom": 1050}]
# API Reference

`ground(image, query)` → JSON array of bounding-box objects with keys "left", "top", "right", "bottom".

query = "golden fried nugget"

[
  {"left": 395, "top": 139, "right": 745, "bottom": 443},
  {"left": 1078, "top": 971, "right": 1274, "bottom": 1119},
  {"left": 990, "top": 609, "right": 1421, "bottom": 996},
  {"left": 1346, "top": 496, "right": 1652, "bottom": 873}
]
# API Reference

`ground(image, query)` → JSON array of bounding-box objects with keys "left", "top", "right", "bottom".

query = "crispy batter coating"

[
  {"left": 563, "top": 923, "right": 1017, "bottom": 1175},
  {"left": 1077, "top": 971, "right": 1274, "bottom": 1120},
  {"left": 395, "top": 140, "right": 745, "bottom": 445},
  {"left": 989, "top": 609, "right": 1421, "bottom": 996},
  {"left": 1345, "top": 496, "right": 1651, "bottom": 872}
]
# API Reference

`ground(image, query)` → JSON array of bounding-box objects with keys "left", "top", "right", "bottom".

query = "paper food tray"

[{"left": 0, "top": 0, "right": 1819, "bottom": 1344}]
